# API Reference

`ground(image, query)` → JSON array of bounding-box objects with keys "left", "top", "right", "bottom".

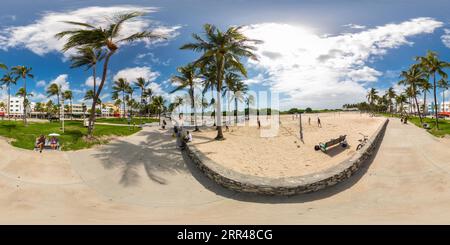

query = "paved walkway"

[{"left": 1, "top": 118, "right": 450, "bottom": 224}]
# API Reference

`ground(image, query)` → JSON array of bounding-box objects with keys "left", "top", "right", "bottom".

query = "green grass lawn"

[
  {"left": 95, "top": 117, "right": 159, "bottom": 125},
  {"left": 380, "top": 113, "right": 450, "bottom": 137},
  {"left": 0, "top": 120, "right": 141, "bottom": 151}
]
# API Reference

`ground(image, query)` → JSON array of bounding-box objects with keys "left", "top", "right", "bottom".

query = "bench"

[
  {"left": 34, "top": 139, "right": 60, "bottom": 151},
  {"left": 315, "top": 135, "right": 347, "bottom": 152},
  {"left": 48, "top": 117, "right": 60, "bottom": 122}
]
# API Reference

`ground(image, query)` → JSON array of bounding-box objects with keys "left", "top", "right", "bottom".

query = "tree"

[
  {"left": 134, "top": 77, "right": 149, "bottom": 122},
  {"left": 15, "top": 88, "right": 33, "bottom": 118},
  {"left": 112, "top": 78, "right": 130, "bottom": 118},
  {"left": 0, "top": 71, "right": 18, "bottom": 120},
  {"left": 305, "top": 107, "right": 313, "bottom": 113},
  {"left": 395, "top": 94, "right": 408, "bottom": 116},
  {"left": 46, "top": 83, "right": 62, "bottom": 117},
  {"left": 386, "top": 87, "right": 396, "bottom": 114},
  {"left": 11, "top": 66, "right": 33, "bottom": 125},
  {"left": 366, "top": 88, "right": 378, "bottom": 114},
  {"left": 438, "top": 78, "right": 449, "bottom": 113},
  {"left": 0, "top": 63, "right": 7, "bottom": 70},
  {"left": 229, "top": 80, "right": 248, "bottom": 124},
  {"left": 84, "top": 89, "right": 101, "bottom": 104},
  {"left": 245, "top": 94, "right": 255, "bottom": 120},
  {"left": 181, "top": 24, "right": 260, "bottom": 140},
  {"left": 171, "top": 63, "right": 200, "bottom": 131},
  {"left": 151, "top": 95, "right": 165, "bottom": 124},
  {"left": 420, "top": 80, "right": 432, "bottom": 115},
  {"left": 399, "top": 65, "right": 426, "bottom": 124},
  {"left": 143, "top": 88, "right": 153, "bottom": 117},
  {"left": 63, "top": 90, "right": 73, "bottom": 119},
  {"left": 56, "top": 11, "right": 168, "bottom": 137},
  {"left": 416, "top": 51, "right": 450, "bottom": 129},
  {"left": 69, "top": 46, "right": 104, "bottom": 94}
]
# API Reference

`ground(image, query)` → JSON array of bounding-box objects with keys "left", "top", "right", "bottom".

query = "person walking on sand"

[
  {"left": 257, "top": 117, "right": 261, "bottom": 129},
  {"left": 317, "top": 117, "right": 322, "bottom": 128},
  {"left": 308, "top": 117, "right": 311, "bottom": 125}
]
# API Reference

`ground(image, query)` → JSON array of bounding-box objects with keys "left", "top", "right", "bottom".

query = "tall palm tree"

[
  {"left": 416, "top": 51, "right": 450, "bottom": 129},
  {"left": 230, "top": 80, "right": 248, "bottom": 124},
  {"left": 399, "top": 65, "right": 426, "bottom": 123},
  {"left": 11, "top": 66, "right": 33, "bottom": 125},
  {"left": 46, "top": 83, "right": 62, "bottom": 117},
  {"left": 395, "top": 93, "right": 408, "bottom": 115},
  {"left": 15, "top": 88, "right": 33, "bottom": 118},
  {"left": 69, "top": 46, "right": 104, "bottom": 93},
  {"left": 421, "top": 80, "right": 432, "bottom": 115},
  {"left": 143, "top": 87, "right": 153, "bottom": 118},
  {"left": 152, "top": 95, "right": 165, "bottom": 125},
  {"left": 171, "top": 63, "right": 200, "bottom": 131},
  {"left": 112, "top": 78, "right": 129, "bottom": 118},
  {"left": 84, "top": 89, "right": 101, "bottom": 104},
  {"left": 134, "top": 77, "right": 149, "bottom": 121},
  {"left": 438, "top": 78, "right": 449, "bottom": 113},
  {"left": 366, "top": 88, "right": 378, "bottom": 115},
  {"left": 245, "top": 94, "right": 255, "bottom": 120},
  {"left": 1, "top": 72, "right": 18, "bottom": 120},
  {"left": 56, "top": 11, "right": 168, "bottom": 136},
  {"left": 63, "top": 90, "right": 73, "bottom": 119},
  {"left": 386, "top": 87, "right": 396, "bottom": 115},
  {"left": 181, "top": 24, "right": 260, "bottom": 140}
]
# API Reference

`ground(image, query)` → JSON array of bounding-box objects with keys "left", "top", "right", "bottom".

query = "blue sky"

[{"left": 0, "top": 0, "right": 449, "bottom": 109}]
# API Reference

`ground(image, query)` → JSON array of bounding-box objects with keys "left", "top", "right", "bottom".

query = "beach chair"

[{"left": 315, "top": 135, "right": 347, "bottom": 152}]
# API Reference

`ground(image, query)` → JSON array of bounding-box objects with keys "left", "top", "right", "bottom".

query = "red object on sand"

[{"left": 438, "top": 112, "right": 450, "bottom": 117}]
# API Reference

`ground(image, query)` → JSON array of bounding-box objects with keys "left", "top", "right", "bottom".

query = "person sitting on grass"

[
  {"left": 50, "top": 136, "right": 58, "bottom": 150},
  {"left": 36, "top": 135, "right": 46, "bottom": 153}
]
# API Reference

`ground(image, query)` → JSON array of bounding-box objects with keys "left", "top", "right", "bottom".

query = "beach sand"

[{"left": 191, "top": 112, "right": 385, "bottom": 178}]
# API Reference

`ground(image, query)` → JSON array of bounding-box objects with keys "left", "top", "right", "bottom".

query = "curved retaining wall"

[{"left": 184, "top": 119, "right": 389, "bottom": 196}]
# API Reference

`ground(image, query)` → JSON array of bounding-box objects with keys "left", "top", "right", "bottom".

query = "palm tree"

[
  {"left": 416, "top": 51, "right": 450, "bottom": 129},
  {"left": 230, "top": 80, "right": 248, "bottom": 124},
  {"left": 0, "top": 63, "right": 7, "bottom": 70},
  {"left": 15, "top": 88, "right": 33, "bottom": 118},
  {"left": 438, "top": 78, "right": 449, "bottom": 113},
  {"left": 421, "top": 80, "right": 432, "bottom": 115},
  {"left": 11, "top": 66, "right": 33, "bottom": 125},
  {"left": 1, "top": 72, "right": 18, "bottom": 120},
  {"left": 69, "top": 46, "right": 104, "bottom": 93},
  {"left": 56, "top": 11, "right": 168, "bottom": 136},
  {"left": 366, "top": 88, "right": 378, "bottom": 115},
  {"left": 399, "top": 65, "right": 426, "bottom": 124},
  {"left": 152, "top": 95, "right": 165, "bottom": 124},
  {"left": 395, "top": 93, "right": 408, "bottom": 116},
  {"left": 171, "top": 63, "right": 200, "bottom": 131},
  {"left": 46, "top": 83, "right": 62, "bottom": 117},
  {"left": 386, "top": 87, "right": 396, "bottom": 115},
  {"left": 84, "top": 89, "right": 101, "bottom": 104},
  {"left": 181, "top": 24, "right": 260, "bottom": 140},
  {"left": 112, "top": 78, "right": 129, "bottom": 118},
  {"left": 245, "top": 94, "right": 255, "bottom": 120},
  {"left": 134, "top": 77, "right": 149, "bottom": 121},
  {"left": 125, "top": 85, "right": 135, "bottom": 117},
  {"left": 63, "top": 90, "right": 73, "bottom": 119},
  {"left": 143, "top": 88, "right": 153, "bottom": 118}
]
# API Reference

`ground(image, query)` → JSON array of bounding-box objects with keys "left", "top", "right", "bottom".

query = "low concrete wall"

[{"left": 184, "top": 119, "right": 389, "bottom": 196}]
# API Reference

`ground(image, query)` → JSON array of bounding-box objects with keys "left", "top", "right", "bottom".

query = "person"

[
  {"left": 404, "top": 116, "right": 408, "bottom": 124},
  {"left": 317, "top": 117, "right": 322, "bottom": 128},
  {"left": 50, "top": 136, "right": 58, "bottom": 150},
  {"left": 36, "top": 135, "right": 46, "bottom": 153},
  {"left": 308, "top": 117, "right": 311, "bottom": 125},
  {"left": 184, "top": 131, "right": 193, "bottom": 143},
  {"left": 162, "top": 119, "right": 167, "bottom": 129},
  {"left": 257, "top": 117, "right": 261, "bottom": 129}
]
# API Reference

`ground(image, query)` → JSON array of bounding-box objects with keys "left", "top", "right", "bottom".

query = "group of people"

[
  {"left": 35, "top": 135, "right": 59, "bottom": 153},
  {"left": 400, "top": 115, "right": 408, "bottom": 124},
  {"left": 294, "top": 115, "right": 322, "bottom": 128},
  {"left": 171, "top": 114, "right": 193, "bottom": 149}
]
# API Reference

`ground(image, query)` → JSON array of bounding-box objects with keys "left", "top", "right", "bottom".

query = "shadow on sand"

[
  {"left": 181, "top": 124, "right": 387, "bottom": 204},
  {"left": 92, "top": 129, "right": 188, "bottom": 187}
]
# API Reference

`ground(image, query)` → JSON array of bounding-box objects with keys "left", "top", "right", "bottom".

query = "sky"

[{"left": 0, "top": 0, "right": 450, "bottom": 110}]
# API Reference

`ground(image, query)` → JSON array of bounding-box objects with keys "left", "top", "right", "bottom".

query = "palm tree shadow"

[
  {"left": 181, "top": 126, "right": 387, "bottom": 204},
  {"left": 92, "top": 130, "right": 188, "bottom": 187}
]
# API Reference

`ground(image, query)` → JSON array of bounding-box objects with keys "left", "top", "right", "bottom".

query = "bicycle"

[{"left": 356, "top": 133, "right": 369, "bottom": 150}]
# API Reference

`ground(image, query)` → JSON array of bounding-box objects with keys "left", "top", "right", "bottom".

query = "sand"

[{"left": 191, "top": 112, "right": 385, "bottom": 178}]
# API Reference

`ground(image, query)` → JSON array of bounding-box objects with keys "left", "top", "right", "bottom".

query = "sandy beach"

[{"left": 191, "top": 112, "right": 385, "bottom": 178}]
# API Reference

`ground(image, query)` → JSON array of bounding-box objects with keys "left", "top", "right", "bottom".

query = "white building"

[
  {"left": 70, "top": 104, "right": 85, "bottom": 116},
  {"left": 7, "top": 97, "right": 32, "bottom": 117},
  {"left": 427, "top": 101, "right": 450, "bottom": 114}
]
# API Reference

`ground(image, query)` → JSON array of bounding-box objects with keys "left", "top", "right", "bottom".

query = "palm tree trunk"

[
  {"left": 234, "top": 97, "right": 238, "bottom": 124},
  {"left": 414, "top": 95, "right": 423, "bottom": 124},
  {"left": 215, "top": 58, "right": 224, "bottom": 140},
  {"left": 88, "top": 50, "right": 115, "bottom": 137},
  {"left": 122, "top": 92, "right": 126, "bottom": 118},
  {"left": 443, "top": 89, "right": 445, "bottom": 113},
  {"left": 433, "top": 73, "right": 439, "bottom": 130},
  {"left": 211, "top": 85, "right": 215, "bottom": 127},
  {"left": 423, "top": 92, "right": 427, "bottom": 116},
  {"left": 7, "top": 86, "right": 10, "bottom": 121},
  {"left": 23, "top": 78, "right": 27, "bottom": 125}
]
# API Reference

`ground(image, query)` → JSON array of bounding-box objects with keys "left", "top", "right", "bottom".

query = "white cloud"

[
  {"left": 48, "top": 74, "right": 70, "bottom": 91},
  {"left": 0, "top": 6, "right": 180, "bottom": 57},
  {"left": 30, "top": 91, "right": 47, "bottom": 102},
  {"left": 84, "top": 76, "right": 101, "bottom": 87},
  {"left": 343, "top": 23, "right": 366, "bottom": 29},
  {"left": 113, "top": 66, "right": 160, "bottom": 83},
  {"left": 442, "top": 29, "right": 450, "bottom": 48},
  {"left": 242, "top": 17, "right": 443, "bottom": 109},
  {"left": 135, "top": 52, "right": 171, "bottom": 66},
  {"left": 36, "top": 80, "right": 46, "bottom": 87}
]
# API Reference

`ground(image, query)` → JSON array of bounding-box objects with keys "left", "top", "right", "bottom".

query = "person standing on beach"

[
  {"left": 257, "top": 117, "right": 261, "bottom": 129},
  {"left": 317, "top": 117, "right": 322, "bottom": 128},
  {"left": 308, "top": 117, "right": 311, "bottom": 125}
]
